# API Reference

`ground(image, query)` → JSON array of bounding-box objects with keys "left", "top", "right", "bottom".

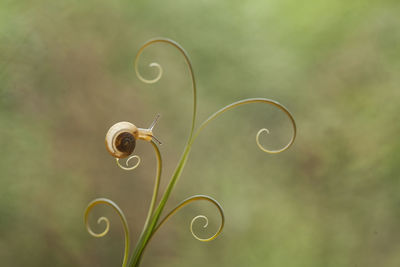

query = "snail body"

[{"left": 105, "top": 115, "right": 160, "bottom": 158}]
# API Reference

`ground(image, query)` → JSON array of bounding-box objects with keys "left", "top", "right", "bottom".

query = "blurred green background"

[{"left": 1, "top": 0, "right": 400, "bottom": 266}]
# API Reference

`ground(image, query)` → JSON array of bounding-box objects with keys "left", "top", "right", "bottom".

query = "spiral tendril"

[
  {"left": 152, "top": 195, "right": 225, "bottom": 242},
  {"left": 193, "top": 98, "right": 296, "bottom": 154},
  {"left": 84, "top": 198, "right": 130, "bottom": 267},
  {"left": 116, "top": 155, "right": 141, "bottom": 171},
  {"left": 190, "top": 215, "right": 211, "bottom": 241},
  {"left": 87, "top": 216, "right": 110, "bottom": 237},
  {"left": 256, "top": 128, "right": 276, "bottom": 153},
  {"left": 134, "top": 38, "right": 197, "bottom": 140},
  {"left": 135, "top": 61, "right": 163, "bottom": 84}
]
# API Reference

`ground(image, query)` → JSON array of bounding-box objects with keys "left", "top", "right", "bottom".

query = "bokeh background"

[{"left": 1, "top": 0, "right": 400, "bottom": 266}]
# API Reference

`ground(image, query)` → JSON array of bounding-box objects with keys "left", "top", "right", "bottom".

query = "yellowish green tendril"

[
  {"left": 116, "top": 155, "right": 141, "bottom": 171},
  {"left": 135, "top": 62, "right": 163, "bottom": 84},
  {"left": 193, "top": 98, "right": 297, "bottom": 154},
  {"left": 153, "top": 195, "right": 224, "bottom": 242},
  {"left": 134, "top": 195, "right": 224, "bottom": 262},
  {"left": 134, "top": 38, "right": 197, "bottom": 141},
  {"left": 114, "top": 140, "right": 162, "bottom": 231},
  {"left": 142, "top": 140, "right": 162, "bottom": 230},
  {"left": 84, "top": 198, "right": 130, "bottom": 267}
]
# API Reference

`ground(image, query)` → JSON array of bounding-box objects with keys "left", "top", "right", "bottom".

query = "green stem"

[
  {"left": 142, "top": 141, "right": 162, "bottom": 230},
  {"left": 128, "top": 141, "right": 163, "bottom": 267},
  {"left": 129, "top": 143, "right": 193, "bottom": 267}
]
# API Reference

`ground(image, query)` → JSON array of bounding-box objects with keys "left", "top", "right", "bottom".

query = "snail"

[{"left": 105, "top": 114, "right": 161, "bottom": 158}]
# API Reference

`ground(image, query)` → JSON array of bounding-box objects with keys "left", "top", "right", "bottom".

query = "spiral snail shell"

[
  {"left": 105, "top": 122, "right": 138, "bottom": 158},
  {"left": 105, "top": 115, "right": 161, "bottom": 158}
]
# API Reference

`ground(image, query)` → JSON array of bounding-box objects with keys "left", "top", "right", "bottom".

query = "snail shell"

[{"left": 105, "top": 122, "right": 139, "bottom": 158}]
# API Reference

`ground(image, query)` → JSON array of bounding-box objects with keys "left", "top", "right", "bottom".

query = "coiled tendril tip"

[{"left": 116, "top": 155, "right": 141, "bottom": 171}]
